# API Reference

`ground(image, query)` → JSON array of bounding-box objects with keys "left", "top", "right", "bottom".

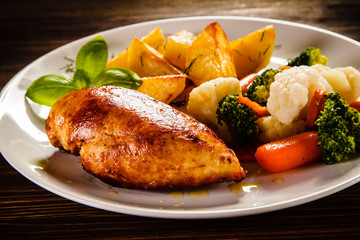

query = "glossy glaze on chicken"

[{"left": 46, "top": 86, "right": 246, "bottom": 190}]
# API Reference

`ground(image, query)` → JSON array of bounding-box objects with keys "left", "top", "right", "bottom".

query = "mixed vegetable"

[
  {"left": 216, "top": 47, "right": 360, "bottom": 172},
  {"left": 216, "top": 94, "right": 260, "bottom": 143},
  {"left": 287, "top": 47, "right": 328, "bottom": 67},
  {"left": 315, "top": 92, "right": 360, "bottom": 164},
  {"left": 244, "top": 69, "right": 280, "bottom": 106}
]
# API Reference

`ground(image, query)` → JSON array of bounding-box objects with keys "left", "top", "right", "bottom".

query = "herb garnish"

[
  {"left": 60, "top": 57, "right": 75, "bottom": 73},
  {"left": 26, "top": 35, "right": 142, "bottom": 107},
  {"left": 184, "top": 55, "right": 202, "bottom": 75}
]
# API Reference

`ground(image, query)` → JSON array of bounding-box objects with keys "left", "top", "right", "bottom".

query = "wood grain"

[{"left": 1, "top": 0, "right": 360, "bottom": 239}]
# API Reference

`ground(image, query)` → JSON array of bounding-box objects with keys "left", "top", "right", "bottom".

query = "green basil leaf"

[
  {"left": 91, "top": 68, "right": 142, "bottom": 90},
  {"left": 25, "top": 74, "right": 78, "bottom": 107},
  {"left": 73, "top": 69, "right": 91, "bottom": 89},
  {"left": 75, "top": 35, "right": 108, "bottom": 81}
]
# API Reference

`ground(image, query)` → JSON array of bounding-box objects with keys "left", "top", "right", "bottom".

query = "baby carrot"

[
  {"left": 305, "top": 90, "right": 326, "bottom": 128},
  {"left": 255, "top": 131, "right": 322, "bottom": 172},
  {"left": 238, "top": 95, "right": 269, "bottom": 117}
]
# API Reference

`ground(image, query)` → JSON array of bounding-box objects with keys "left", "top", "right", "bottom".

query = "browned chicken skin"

[{"left": 46, "top": 86, "right": 246, "bottom": 190}]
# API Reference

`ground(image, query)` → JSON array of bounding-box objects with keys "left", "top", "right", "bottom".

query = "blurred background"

[{"left": 2, "top": 0, "right": 360, "bottom": 87}]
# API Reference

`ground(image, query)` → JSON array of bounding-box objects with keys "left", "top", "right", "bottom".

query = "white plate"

[{"left": 1, "top": 16, "right": 360, "bottom": 219}]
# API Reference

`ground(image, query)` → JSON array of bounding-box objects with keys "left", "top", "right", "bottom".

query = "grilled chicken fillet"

[{"left": 46, "top": 86, "right": 246, "bottom": 190}]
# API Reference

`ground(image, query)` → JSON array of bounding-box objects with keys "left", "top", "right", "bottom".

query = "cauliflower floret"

[
  {"left": 257, "top": 116, "right": 306, "bottom": 143},
  {"left": 267, "top": 66, "right": 333, "bottom": 124},
  {"left": 187, "top": 77, "right": 240, "bottom": 140},
  {"left": 313, "top": 64, "right": 360, "bottom": 103},
  {"left": 312, "top": 64, "right": 350, "bottom": 93},
  {"left": 339, "top": 66, "right": 360, "bottom": 102}
]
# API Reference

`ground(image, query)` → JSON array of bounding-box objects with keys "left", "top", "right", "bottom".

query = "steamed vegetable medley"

[
  {"left": 189, "top": 46, "right": 360, "bottom": 172},
  {"left": 26, "top": 22, "right": 360, "bottom": 173},
  {"left": 181, "top": 26, "right": 360, "bottom": 172}
]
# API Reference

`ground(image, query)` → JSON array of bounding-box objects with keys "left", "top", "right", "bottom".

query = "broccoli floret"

[
  {"left": 288, "top": 47, "right": 328, "bottom": 67},
  {"left": 244, "top": 69, "right": 280, "bottom": 106},
  {"left": 216, "top": 94, "right": 259, "bottom": 143},
  {"left": 315, "top": 92, "right": 360, "bottom": 164}
]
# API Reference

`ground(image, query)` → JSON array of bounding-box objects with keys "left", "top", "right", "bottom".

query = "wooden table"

[{"left": 1, "top": 0, "right": 360, "bottom": 239}]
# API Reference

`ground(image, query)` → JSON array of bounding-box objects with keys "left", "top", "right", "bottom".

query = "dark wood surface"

[{"left": 1, "top": 0, "right": 360, "bottom": 239}]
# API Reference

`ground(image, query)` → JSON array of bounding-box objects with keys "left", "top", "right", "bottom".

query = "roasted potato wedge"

[
  {"left": 164, "top": 30, "right": 196, "bottom": 70},
  {"left": 231, "top": 25, "right": 276, "bottom": 79},
  {"left": 106, "top": 49, "right": 128, "bottom": 69},
  {"left": 106, "top": 27, "right": 165, "bottom": 69},
  {"left": 141, "top": 27, "right": 165, "bottom": 54},
  {"left": 185, "top": 22, "right": 237, "bottom": 86},
  {"left": 137, "top": 74, "right": 187, "bottom": 104},
  {"left": 169, "top": 83, "right": 196, "bottom": 113},
  {"left": 127, "top": 37, "right": 181, "bottom": 77}
]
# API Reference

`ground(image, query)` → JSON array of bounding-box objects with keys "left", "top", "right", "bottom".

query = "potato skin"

[
  {"left": 106, "top": 27, "right": 165, "bottom": 69},
  {"left": 185, "top": 22, "right": 237, "bottom": 86},
  {"left": 137, "top": 74, "right": 187, "bottom": 104},
  {"left": 164, "top": 30, "right": 196, "bottom": 70},
  {"left": 127, "top": 37, "right": 181, "bottom": 77},
  {"left": 46, "top": 86, "right": 246, "bottom": 190},
  {"left": 231, "top": 25, "right": 276, "bottom": 79}
]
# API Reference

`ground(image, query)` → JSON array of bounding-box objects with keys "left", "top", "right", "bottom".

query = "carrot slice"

[
  {"left": 255, "top": 131, "right": 322, "bottom": 172},
  {"left": 279, "top": 65, "right": 292, "bottom": 71},
  {"left": 238, "top": 95, "right": 269, "bottom": 117},
  {"left": 305, "top": 90, "right": 326, "bottom": 128},
  {"left": 239, "top": 73, "right": 258, "bottom": 94},
  {"left": 350, "top": 101, "right": 360, "bottom": 112}
]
